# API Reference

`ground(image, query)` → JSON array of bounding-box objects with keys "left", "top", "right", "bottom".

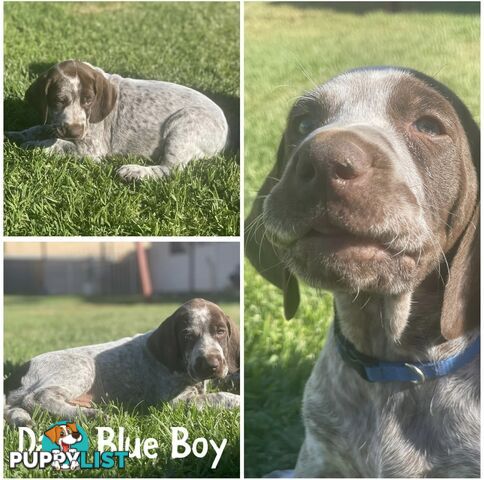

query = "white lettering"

[
  {"left": 95, "top": 427, "right": 116, "bottom": 451},
  {"left": 143, "top": 437, "right": 159, "bottom": 459},
  {"left": 192, "top": 437, "right": 208, "bottom": 458},
  {"left": 18, "top": 427, "right": 36, "bottom": 452},
  {"left": 171, "top": 427, "right": 191, "bottom": 459}
]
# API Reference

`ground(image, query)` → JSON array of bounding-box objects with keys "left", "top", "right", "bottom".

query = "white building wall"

[
  {"left": 149, "top": 243, "right": 190, "bottom": 292},
  {"left": 148, "top": 243, "right": 239, "bottom": 293}
]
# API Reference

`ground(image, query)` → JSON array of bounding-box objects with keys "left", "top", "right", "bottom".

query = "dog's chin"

[
  {"left": 188, "top": 368, "right": 227, "bottom": 383},
  {"left": 59, "top": 133, "right": 86, "bottom": 141},
  {"left": 282, "top": 231, "right": 420, "bottom": 295}
]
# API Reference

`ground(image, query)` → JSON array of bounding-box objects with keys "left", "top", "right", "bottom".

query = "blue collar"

[{"left": 334, "top": 317, "right": 480, "bottom": 384}]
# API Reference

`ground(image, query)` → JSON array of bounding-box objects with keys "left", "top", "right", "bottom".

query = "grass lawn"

[
  {"left": 244, "top": 3, "right": 479, "bottom": 477},
  {"left": 4, "top": 296, "right": 240, "bottom": 478},
  {"left": 4, "top": 2, "right": 240, "bottom": 236}
]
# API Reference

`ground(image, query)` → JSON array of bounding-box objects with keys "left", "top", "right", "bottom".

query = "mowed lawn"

[
  {"left": 4, "top": 296, "right": 240, "bottom": 478},
  {"left": 4, "top": 2, "right": 240, "bottom": 236},
  {"left": 244, "top": 3, "right": 479, "bottom": 477}
]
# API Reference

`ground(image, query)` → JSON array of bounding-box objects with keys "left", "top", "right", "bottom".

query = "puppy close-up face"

[
  {"left": 25, "top": 60, "right": 116, "bottom": 140},
  {"left": 262, "top": 67, "right": 478, "bottom": 296}
]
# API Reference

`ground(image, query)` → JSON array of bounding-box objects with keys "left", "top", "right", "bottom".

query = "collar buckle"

[{"left": 404, "top": 363, "right": 426, "bottom": 384}]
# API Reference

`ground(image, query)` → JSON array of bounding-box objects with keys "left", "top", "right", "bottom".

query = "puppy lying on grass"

[
  {"left": 5, "top": 299, "right": 240, "bottom": 426},
  {"left": 5, "top": 60, "right": 229, "bottom": 181}
]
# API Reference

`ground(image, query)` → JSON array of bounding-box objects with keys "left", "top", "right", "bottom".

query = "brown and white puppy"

[
  {"left": 5, "top": 299, "right": 240, "bottom": 427},
  {"left": 5, "top": 60, "right": 229, "bottom": 181},
  {"left": 247, "top": 67, "right": 479, "bottom": 477}
]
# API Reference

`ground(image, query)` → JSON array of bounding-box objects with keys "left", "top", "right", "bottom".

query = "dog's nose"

[
  {"left": 295, "top": 131, "right": 372, "bottom": 190},
  {"left": 196, "top": 354, "right": 222, "bottom": 377},
  {"left": 62, "top": 124, "right": 84, "bottom": 139},
  {"left": 72, "top": 432, "right": 81, "bottom": 439},
  {"left": 204, "top": 355, "right": 221, "bottom": 372}
]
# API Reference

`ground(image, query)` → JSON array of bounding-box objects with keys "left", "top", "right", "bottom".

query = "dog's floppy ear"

[
  {"left": 441, "top": 203, "right": 479, "bottom": 340},
  {"left": 90, "top": 69, "right": 117, "bottom": 123},
  {"left": 25, "top": 70, "right": 52, "bottom": 125},
  {"left": 44, "top": 425, "right": 60, "bottom": 444},
  {"left": 147, "top": 309, "right": 185, "bottom": 372},
  {"left": 245, "top": 135, "right": 300, "bottom": 319},
  {"left": 225, "top": 315, "right": 240, "bottom": 373}
]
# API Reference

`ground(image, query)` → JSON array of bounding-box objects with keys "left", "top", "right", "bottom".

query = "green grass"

[
  {"left": 4, "top": 296, "right": 240, "bottom": 478},
  {"left": 4, "top": 2, "right": 240, "bottom": 236},
  {"left": 244, "top": 3, "right": 479, "bottom": 477}
]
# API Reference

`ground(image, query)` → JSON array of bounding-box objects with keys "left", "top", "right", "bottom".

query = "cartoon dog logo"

[{"left": 43, "top": 422, "right": 83, "bottom": 470}]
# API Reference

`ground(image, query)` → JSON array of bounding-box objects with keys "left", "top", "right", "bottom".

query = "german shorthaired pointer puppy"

[
  {"left": 247, "top": 67, "right": 479, "bottom": 477},
  {"left": 5, "top": 60, "right": 229, "bottom": 181},
  {"left": 5, "top": 299, "right": 240, "bottom": 427}
]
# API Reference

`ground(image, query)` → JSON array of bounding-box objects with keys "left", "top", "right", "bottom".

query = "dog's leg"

[
  {"left": 20, "top": 138, "right": 79, "bottom": 155},
  {"left": 21, "top": 386, "right": 99, "bottom": 420},
  {"left": 198, "top": 392, "right": 240, "bottom": 408},
  {"left": 117, "top": 164, "right": 170, "bottom": 181},
  {"left": 4, "top": 405, "right": 33, "bottom": 427},
  {"left": 117, "top": 105, "right": 228, "bottom": 181},
  {"left": 294, "top": 434, "right": 344, "bottom": 478},
  {"left": 5, "top": 125, "right": 58, "bottom": 144},
  {"left": 181, "top": 391, "right": 240, "bottom": 409},
  {"left": 67, "top": 392, "right": 94, "bottom": 408},
  {"left": 171, "top": 389, "right": 239, "bottom": 409}
]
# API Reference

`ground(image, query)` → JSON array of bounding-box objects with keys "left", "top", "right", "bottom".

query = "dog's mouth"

[
  {"left": 265, "top": 214, "right": 422, "bottom": 293},
  {"left": 187, "top": 361, "right": 228, "bottom": 382},
  {"left": 271, "top": 218, "right": 418, "bottom": 259},
  {"left": 299, "top": 225, "right": 410, "bottom": 260},
  {"left": 55, "top": 125, "right": 86, "bottom": 141}
]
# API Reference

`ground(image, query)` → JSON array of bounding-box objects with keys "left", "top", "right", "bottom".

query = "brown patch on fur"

[
  {"left": 68, "top": 393, "right": 94, "bottom": 408},
  {"left": 25, "top": 60, "right": 117, "bottom": 126},
  {"left": 147, "top": 299, "right": 240, "bottom": 375}
]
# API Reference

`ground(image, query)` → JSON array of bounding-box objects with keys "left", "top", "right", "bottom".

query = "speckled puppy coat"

[{"left": 6, "top": 60, "right": 229, "bottom": 181}]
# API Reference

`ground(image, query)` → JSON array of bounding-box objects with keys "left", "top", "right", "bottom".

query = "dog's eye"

[
  {"left": 216, "top": 329, "right": 226, "bottom": 336},
  {"left": 296, "top": 116, "right": 317, "bottom": 136},
  {"left": 82, "top": 96, "right": 93, "bottom": 105},
  {"left": 413, "top": 116, "right": 444, "bottom": 136}
]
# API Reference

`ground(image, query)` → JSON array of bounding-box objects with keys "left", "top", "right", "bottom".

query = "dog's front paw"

[
  {"left": 117, "top": 164, "right": 149, "bottom": 181},
  {"left": 21, "top": 139, "right": 58, "bottom": 151},
  {"left": 5, "top": 131, "right": 26, "bottom": 144}
]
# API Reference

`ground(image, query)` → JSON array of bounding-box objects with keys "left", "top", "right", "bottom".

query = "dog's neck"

[{"left": 333, "top": 275, "right": 461, "bottom": 362}]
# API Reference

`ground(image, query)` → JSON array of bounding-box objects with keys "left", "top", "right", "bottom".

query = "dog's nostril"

[
  {"left": 332, "top": 161, "right": 358, "bottom": 181},
  {"left": 297, "top": 157, "right": 317, "bottom": 182}
]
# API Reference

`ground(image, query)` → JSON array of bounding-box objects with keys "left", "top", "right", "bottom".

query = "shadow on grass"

[
  {"left": 274, "top": 1, "right": 480, "bottom": 14},
  {"left": 4, "top": 97, "right": 36, "bottom": 131}
]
